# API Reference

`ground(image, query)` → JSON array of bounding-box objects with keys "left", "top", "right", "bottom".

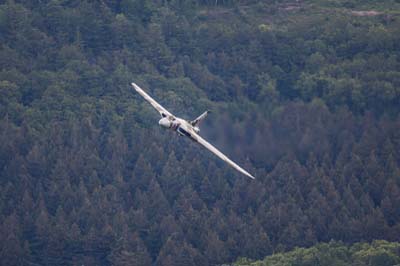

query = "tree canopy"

[{"left": 0, "top": 0, "right": 400, "bottom": 265}]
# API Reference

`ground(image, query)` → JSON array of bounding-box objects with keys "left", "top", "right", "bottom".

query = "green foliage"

[{"left": 234, "top": 240, "right": 400, "bottom": 266}]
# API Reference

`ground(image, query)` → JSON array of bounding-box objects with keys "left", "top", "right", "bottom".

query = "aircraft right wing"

[
  {"left": 191, "top": 131, "right": 255, "bottom": 179},
  {"left": 131, "top": 82, "right": 174, "bottom": 118}
]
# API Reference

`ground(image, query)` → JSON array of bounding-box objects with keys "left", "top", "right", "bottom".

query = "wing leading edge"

[
  {"left": 191, "top": 131, "right": 255, "bottom": 179},
  {"left": 131, "top": 82, "right": 254, "bottom": 180},
  {"left": 131, "top": 82, "right": 174, "bottom": 118}
]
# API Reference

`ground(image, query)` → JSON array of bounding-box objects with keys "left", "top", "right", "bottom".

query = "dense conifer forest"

[{"left": 0, "top": 0, "right": 400, "bottom": 265}]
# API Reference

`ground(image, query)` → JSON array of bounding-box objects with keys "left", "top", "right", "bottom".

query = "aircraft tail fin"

[{"left": 190, "top": 110, "right": 210, "bottom": 127}]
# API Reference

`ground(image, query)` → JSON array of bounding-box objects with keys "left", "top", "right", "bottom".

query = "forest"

[
  {"left": 233, "top": 240, "right": 400, "bottom": 266},
  {"left": 0, "top": 0, "right": 400, "bottom": 265}
]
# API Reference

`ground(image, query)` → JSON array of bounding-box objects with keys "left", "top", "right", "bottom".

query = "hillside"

[
  {"left": 233, "top": 240, "right": 400, "bottom": 266},
  {"left": 0, "top": 0, "right": 400, "bottom": 265}
]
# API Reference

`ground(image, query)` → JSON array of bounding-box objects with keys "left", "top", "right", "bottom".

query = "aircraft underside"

[
  {"left": 177, "top": 126, "right": 193, "bottom": 139},
  {"left": 131, "top": 82, "right": 255, "bottom": 179}
]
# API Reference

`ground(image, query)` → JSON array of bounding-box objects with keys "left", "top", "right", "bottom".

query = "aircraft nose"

[{"left": 159, "top": 118, "right": 171, "bottom": 128}]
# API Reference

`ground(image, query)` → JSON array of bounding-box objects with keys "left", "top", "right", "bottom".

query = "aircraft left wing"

[
  {"left": 131, "top": 82, "right": 174, "bottom": 118},
  {"left": 191, "top": 131, "right": 255, "bottom": 179}
]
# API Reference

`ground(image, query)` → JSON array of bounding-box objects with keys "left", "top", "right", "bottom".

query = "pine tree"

[
  {"left": 109, "top": 231, "right": 152, "bottom": 266},
  {"left": 131, "top": 154, "right": 155, "bottom": 190},
  {"left": 204, "top": 230, "right": 228, "bottom": 265},
  {"left": 159, "top": 151, "right": 185, "bottom": 202},
  {"left": 0, "top": 213, "right": 26, "bottom": 266},
  {"left": 242, "top": 217, "right": 272, "bottom": 260}
]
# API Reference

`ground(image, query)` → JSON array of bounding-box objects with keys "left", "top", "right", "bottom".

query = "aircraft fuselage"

[
  {"left": 132, "top": 82, "right": 255, "bottom": 179},
  {"left": 158, "top": 117, "right": 196, "bottom": 140}
]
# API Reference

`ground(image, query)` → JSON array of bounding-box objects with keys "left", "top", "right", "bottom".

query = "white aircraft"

[{"left": 131, "top": 82, "right": 255, "bottom": 180}]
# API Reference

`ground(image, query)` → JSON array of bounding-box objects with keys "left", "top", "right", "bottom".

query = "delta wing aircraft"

[{"left": 131, "top": 82, "right": 255, "bottom": 179}]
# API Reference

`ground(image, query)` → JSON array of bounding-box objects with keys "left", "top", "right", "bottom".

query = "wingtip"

[
  {"left": 131, "top": 82, "right": 142, "bottom": 92},
  {"left": 245, "top": 172, "right": 255, "bottom": 180}
]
